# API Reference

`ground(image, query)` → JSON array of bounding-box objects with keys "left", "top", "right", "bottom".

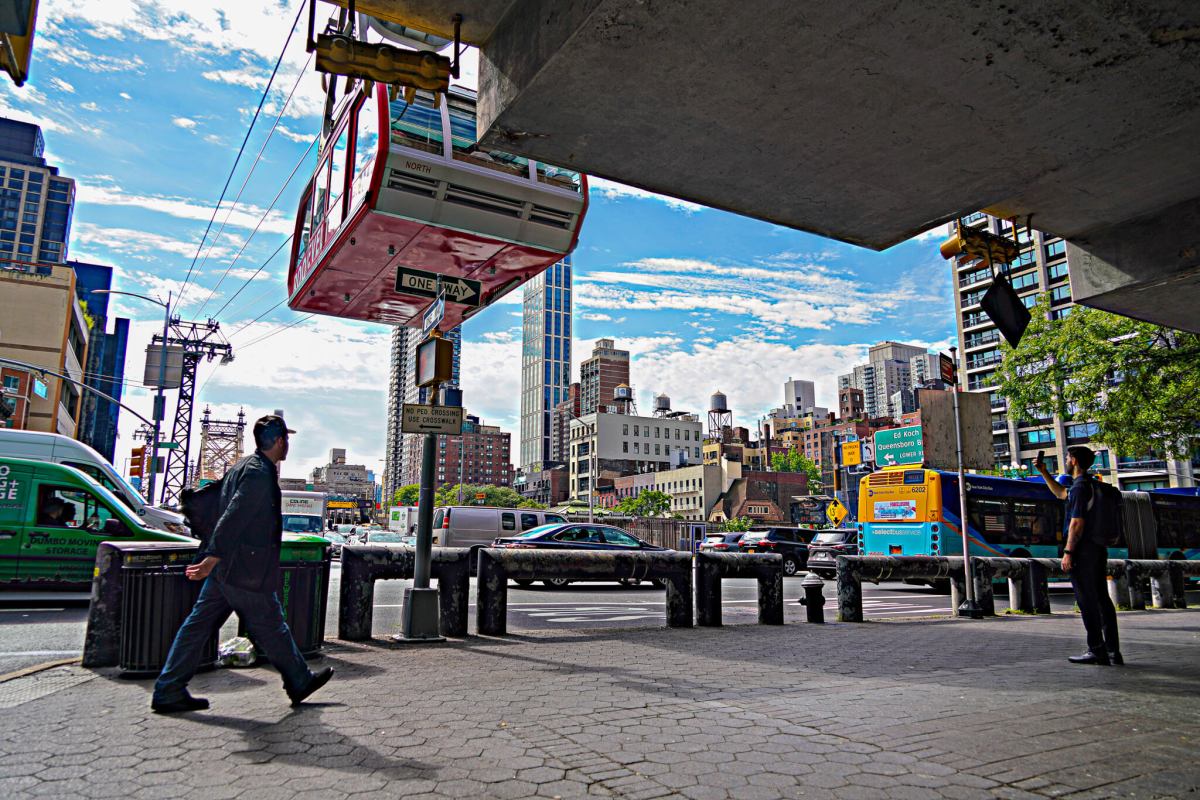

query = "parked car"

[
  {"left": 431, "top": 506, "right": 568, "bottom": 550},
  {"left": 364, "top": 531, "right": 413, "bottom": 545},
  {"left": 492, "top": 522, "right": 666, "bottom": 588},
  {"left": 737, "top": 526, "right": 815, "bottom": 576},
  {"left": 699, "top": 532, "right": 745, "bottom": 553},
  {"left": 804, "top": 528, "right": 860, "bottom": 578}
]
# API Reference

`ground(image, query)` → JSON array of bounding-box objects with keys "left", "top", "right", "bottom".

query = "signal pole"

[{"left": 949, "top": 346, "right": 982, "bottom": 619}]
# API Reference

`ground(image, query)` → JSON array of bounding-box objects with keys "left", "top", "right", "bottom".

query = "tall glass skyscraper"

[{"left": 520, "top": 256, "right": 572, "bottom": 472}]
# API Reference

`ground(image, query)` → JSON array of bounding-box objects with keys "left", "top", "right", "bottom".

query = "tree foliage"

[
  {"left": 392, "top": 484, "right": 420, "bottom": 506},
  {"left": 995, "top": 294, "right": 1200, "bottom": 459},
  {"left": 721, "top": 516, "right": 753, "bottom": 532},
  {"left": 431, "top": 483, "right": 545, "bottom": 509},
  {"left": 614, "top": 489, "right": 672, "bottom": 517},
  {"left": 770, "top": 448, "right": 823, "bottom": 491}
]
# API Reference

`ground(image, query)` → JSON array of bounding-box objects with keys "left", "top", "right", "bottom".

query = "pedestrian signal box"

[{"left": 416, "top": 336, "right": 454, "bottom": 388}]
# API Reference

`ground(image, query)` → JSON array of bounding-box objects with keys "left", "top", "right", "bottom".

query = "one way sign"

[{"left": 395, "top": 267, "right": 481, "bottom": 307}]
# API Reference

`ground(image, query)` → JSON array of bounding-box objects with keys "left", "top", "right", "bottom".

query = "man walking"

[
  {"left": 1035, "top": 446, "right": 1122, "bottom": 665},
  {"left": 152, "top": 415, "right": 334, "bottom": 713}
]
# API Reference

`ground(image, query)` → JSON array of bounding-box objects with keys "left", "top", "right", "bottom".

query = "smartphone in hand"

[{"left": 1035, "top": 450, "right": 1044, "bottom": 470}]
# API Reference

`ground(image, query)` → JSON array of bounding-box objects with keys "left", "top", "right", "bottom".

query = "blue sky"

[{"left": 1, "top": 0, "right": 956, "bottom": 480}]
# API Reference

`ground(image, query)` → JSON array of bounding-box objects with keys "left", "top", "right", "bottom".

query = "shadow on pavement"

[{"left": 185, "top": 709, "right": 439, "bottom": 780}]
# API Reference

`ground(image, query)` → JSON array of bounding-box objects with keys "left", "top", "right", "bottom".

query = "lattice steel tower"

[
  {"left": 154, "top": 318, "right": 233, "bottom": 506},
  {"left": 195, "top": 406, "right": 246, "bottom": 486}
]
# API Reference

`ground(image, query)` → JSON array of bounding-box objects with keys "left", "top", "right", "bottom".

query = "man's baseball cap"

[{"left": 254, "top": 414, "right": 296, "bottom": 439}]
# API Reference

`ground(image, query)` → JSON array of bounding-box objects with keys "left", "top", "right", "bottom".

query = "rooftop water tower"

[
  {"left": 653, "top": 392, "right": 671, "bottom": 418},
  {"left": 708, "top": 391, "right": 733, "bottom": 437},
  {"left": 614, "top": 383, "right": 636, "bottom": 415}
]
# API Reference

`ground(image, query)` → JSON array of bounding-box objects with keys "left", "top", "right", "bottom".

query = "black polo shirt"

[{"left": 1064, "top": 474, "right": 1105, "bottom": 551}]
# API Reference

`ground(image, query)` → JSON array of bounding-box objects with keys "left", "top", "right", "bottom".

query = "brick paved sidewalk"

[{"left": 1, "top": 609, "right": 1198, "bottom": 800}]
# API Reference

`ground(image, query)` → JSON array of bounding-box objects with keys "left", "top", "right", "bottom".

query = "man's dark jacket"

[{"left": 204, "top": 450, "right": 282, "bottom": 587}]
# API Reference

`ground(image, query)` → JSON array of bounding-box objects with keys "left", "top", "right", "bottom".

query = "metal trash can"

[
  {"left": 118, "top": 547, "right": 217, "bottom": 676},
  {"left": 238, "top": 534, "right": 331, "bottom": 659}
]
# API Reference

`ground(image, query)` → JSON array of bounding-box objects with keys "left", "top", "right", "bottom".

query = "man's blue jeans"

[{"left": 153, "top": 576, "right": 313, "bottom": 703}]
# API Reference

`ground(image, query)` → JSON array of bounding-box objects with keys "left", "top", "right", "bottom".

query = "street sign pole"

[
  {"left": 950, "top": 346, "right": 982, "bottom": 619},
  {"left": 396, "top": 383, "right": 446, "bottom": 644}
]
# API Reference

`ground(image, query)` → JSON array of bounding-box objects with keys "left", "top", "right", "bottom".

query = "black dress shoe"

[
  {"left": 1108, "top": 651, "right": 1124, "bottom": 665},
  {"left": 151, "top": 693, "right": 210, "bottom": 714},
  {"left": 1068, "top": 651, "right": 1111, "bottom": 666},
  {"left": 288, "top": 667, "right": 334, "bottom": 706}
]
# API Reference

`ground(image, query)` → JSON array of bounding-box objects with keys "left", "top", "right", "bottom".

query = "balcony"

[{"left": 993, "top": 445, "right": 1011, "bottom": 459}]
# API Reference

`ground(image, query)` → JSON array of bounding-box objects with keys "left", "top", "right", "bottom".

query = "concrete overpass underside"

[{"left": 356, "top": 1, "right": 1200, "bottom": 331}]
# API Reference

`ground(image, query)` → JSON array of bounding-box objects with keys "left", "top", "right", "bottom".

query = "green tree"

[
  {"left": 614, "top": 489, "right": 672, "bottom": 517},
  {"left": 770, "top": 448, "right": 823, "bottom": 491},
  {"left": 995, "top": 294, "right": 1200, "bottom": 460},
  {"left": 721, "top": 516, "right": 752, "bottom": 532},
  {"left": 392, "top": 484, "right": 420, "bottom": 506},
  {"left": 432, "top": 483, "right": 544, "bottom": 509}
]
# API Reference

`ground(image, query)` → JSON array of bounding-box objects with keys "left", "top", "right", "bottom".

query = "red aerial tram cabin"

[{"left": 287, "top": 81, "right": 588, "bottom": 330}]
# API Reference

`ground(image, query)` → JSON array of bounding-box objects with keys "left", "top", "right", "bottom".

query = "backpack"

[
  {"left": 1085, "top": 476, "right": 1122, "bottom": 547},
  {"left": 180, "top": 477, "right": 225, "bottom": 552}
]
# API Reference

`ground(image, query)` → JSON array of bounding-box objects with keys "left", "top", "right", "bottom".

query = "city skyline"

[{"left": 0, "top": 3, "right": 956, "bottom": 479}]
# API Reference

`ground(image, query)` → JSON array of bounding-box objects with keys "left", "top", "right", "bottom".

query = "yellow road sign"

[
  {"left": 841, "top": 441, "right": 862, "bottom": 466},
  {"left": 826, "top": 498, "right": 848, "bottom": 526}
]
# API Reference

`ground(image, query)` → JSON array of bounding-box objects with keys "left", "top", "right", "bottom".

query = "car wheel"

[
  {"left": 513, "top": 579, "right": 534, "bottom": 587},
  {"left": 544, "top": 578, "right": 571, "bottom": 588},
  {"left": 618, "top": 578, "right": 642, "bottom": 587},
  {"left": 782, "top": 557, "right": 799, "bottom": 576}
]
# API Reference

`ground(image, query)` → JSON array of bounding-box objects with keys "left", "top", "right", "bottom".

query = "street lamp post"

[{"left": 91, "top": 289, "right": 171, "bottom": 505}]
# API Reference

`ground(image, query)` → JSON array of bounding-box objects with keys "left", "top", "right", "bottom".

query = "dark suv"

[
  {"left": 737, "top": 527, "right": 814, "bottom": 576},
  {"left": 804, "top": 528, "right": 860, "bottom": 578}
]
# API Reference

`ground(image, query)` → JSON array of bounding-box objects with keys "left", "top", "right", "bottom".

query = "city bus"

[{"left": 857, "top": 468, "right": 1200, "bottom": 569}]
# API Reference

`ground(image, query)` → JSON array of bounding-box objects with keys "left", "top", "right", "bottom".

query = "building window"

[
  {"left": 1018, "top": 428, "right": 1056, "bottom": 448},
  {"left": 633, "top": 425, "right": 639, "bottom": 436},
  {"left": 623, "top": 424, "right": 628, "bottom": 435},
  {"left": 623, "top": 442, "right": 628, "bottom": 453}
]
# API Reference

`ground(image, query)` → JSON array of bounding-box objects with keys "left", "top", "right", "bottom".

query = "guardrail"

[
  {"left": 338, "top": 545, "right": 471, "bottom": 640},
  {"left": 694, "top": 552, "right": 783, "bottom": 626},
  {"left": 477, "top": 549, "right": 693, "bottom": 635},
  {"left": 834, "top": 555, "right": 1196, "bottom": 622}
]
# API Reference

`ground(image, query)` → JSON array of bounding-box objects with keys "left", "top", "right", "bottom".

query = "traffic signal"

[
  {"left": 939, "top": 223, "right": 1021, "bottom": 266},
  {"left": 130, "top": 447, "right": 145, "bottom": 478}
]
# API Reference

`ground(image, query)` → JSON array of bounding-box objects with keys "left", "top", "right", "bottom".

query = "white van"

[
  {"left": 430, "top": 506, "right": 568, "bottom": 550},
  {"left": 0, "top": 430, "right": 191, "bottom": 535}
]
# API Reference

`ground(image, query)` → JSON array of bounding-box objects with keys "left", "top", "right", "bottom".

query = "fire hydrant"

[{"left": 800, "top": 572, "right": 826, "bottom": 624}]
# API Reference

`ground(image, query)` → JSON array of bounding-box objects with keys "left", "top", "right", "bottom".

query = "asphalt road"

[{"left": 2, "top": 564, "right": 1142, "bottom": 676}]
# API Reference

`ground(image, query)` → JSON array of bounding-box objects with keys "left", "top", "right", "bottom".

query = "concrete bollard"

[
  {"left": 337, "top": 545, "right": 470, "bottom": 640},
  {"left": 1167, "top": 561, "right": 1187, "bottom": 609},
  {"left": 477, "top": 548, "right": 694, "bottom": 635},
  {"left": 1109, "top": 569, "right": 1132, "bottom": 610},
  {"left": 1150, "top": 571, "right": 1173, "bottom": 610},
  {"left": 695, "top": 552, "right": 783, "bottom": 626},
  {"left": 836, "top": 556, "right": 863, "bottom": 622},
  {"left": 1025, "top": 560, "right": 1052, "bottom": 614},
  {"left": 801, "top": 572, "right": 825, "bottom": 624},
  {"left": 972, "top": 558, "right": 996, "bottom": 617}
]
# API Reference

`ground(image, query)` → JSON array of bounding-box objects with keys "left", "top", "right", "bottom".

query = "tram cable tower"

[
  {"left": 153, "top": 318, "right": 233, "bottom": 506},
  {"left": 195, "top": 405, "right": 246, "bottom": 486}
]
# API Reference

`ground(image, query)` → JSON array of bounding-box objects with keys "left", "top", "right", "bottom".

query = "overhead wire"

[
  {"left": 189, "top": 51, "right": 314, "bottom": 302},
  {"left": 176, "top": 0, "right": 307, "bottom": 307}
]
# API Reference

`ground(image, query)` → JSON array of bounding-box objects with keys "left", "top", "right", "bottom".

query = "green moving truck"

[
  {"left": 1, "top": 457, "right": 329, "bottom": 591},
  {"left": 0, "top": 457, "right": 196, "bottom": 589}
]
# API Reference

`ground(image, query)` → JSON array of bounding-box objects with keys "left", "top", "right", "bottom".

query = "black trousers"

[{"left": 1070, "top": 549, "right": 1120, "bottom": 654}]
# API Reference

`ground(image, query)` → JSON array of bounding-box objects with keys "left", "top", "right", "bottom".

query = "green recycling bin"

[{"left": 237, "top": 534, "right": 331, "bottom": 658}]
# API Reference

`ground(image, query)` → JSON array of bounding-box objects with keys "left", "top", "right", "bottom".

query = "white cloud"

[
  {"left": 80, "top": 101, "right": 100, "bottom": 112},
  {"left": 275, "top": 124, "right": 312, "bottom": 144},
  {"left": 49, "top": 77, "right": 75, "bottom": 93},
  {"left": 75, "top": 180, "right": 293, "bottom": 235},
  {"left": 172, "top": 117, "right": 198, "bottom": 130},
  {"left": 119, "top": 92, "right": 132, "bottom": 100},
  {"left": 588, "top": 177, "right": 706, "bottom": 213},
  {"left": 72, "top": 222, "right": 236, "bottom": 262}
]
